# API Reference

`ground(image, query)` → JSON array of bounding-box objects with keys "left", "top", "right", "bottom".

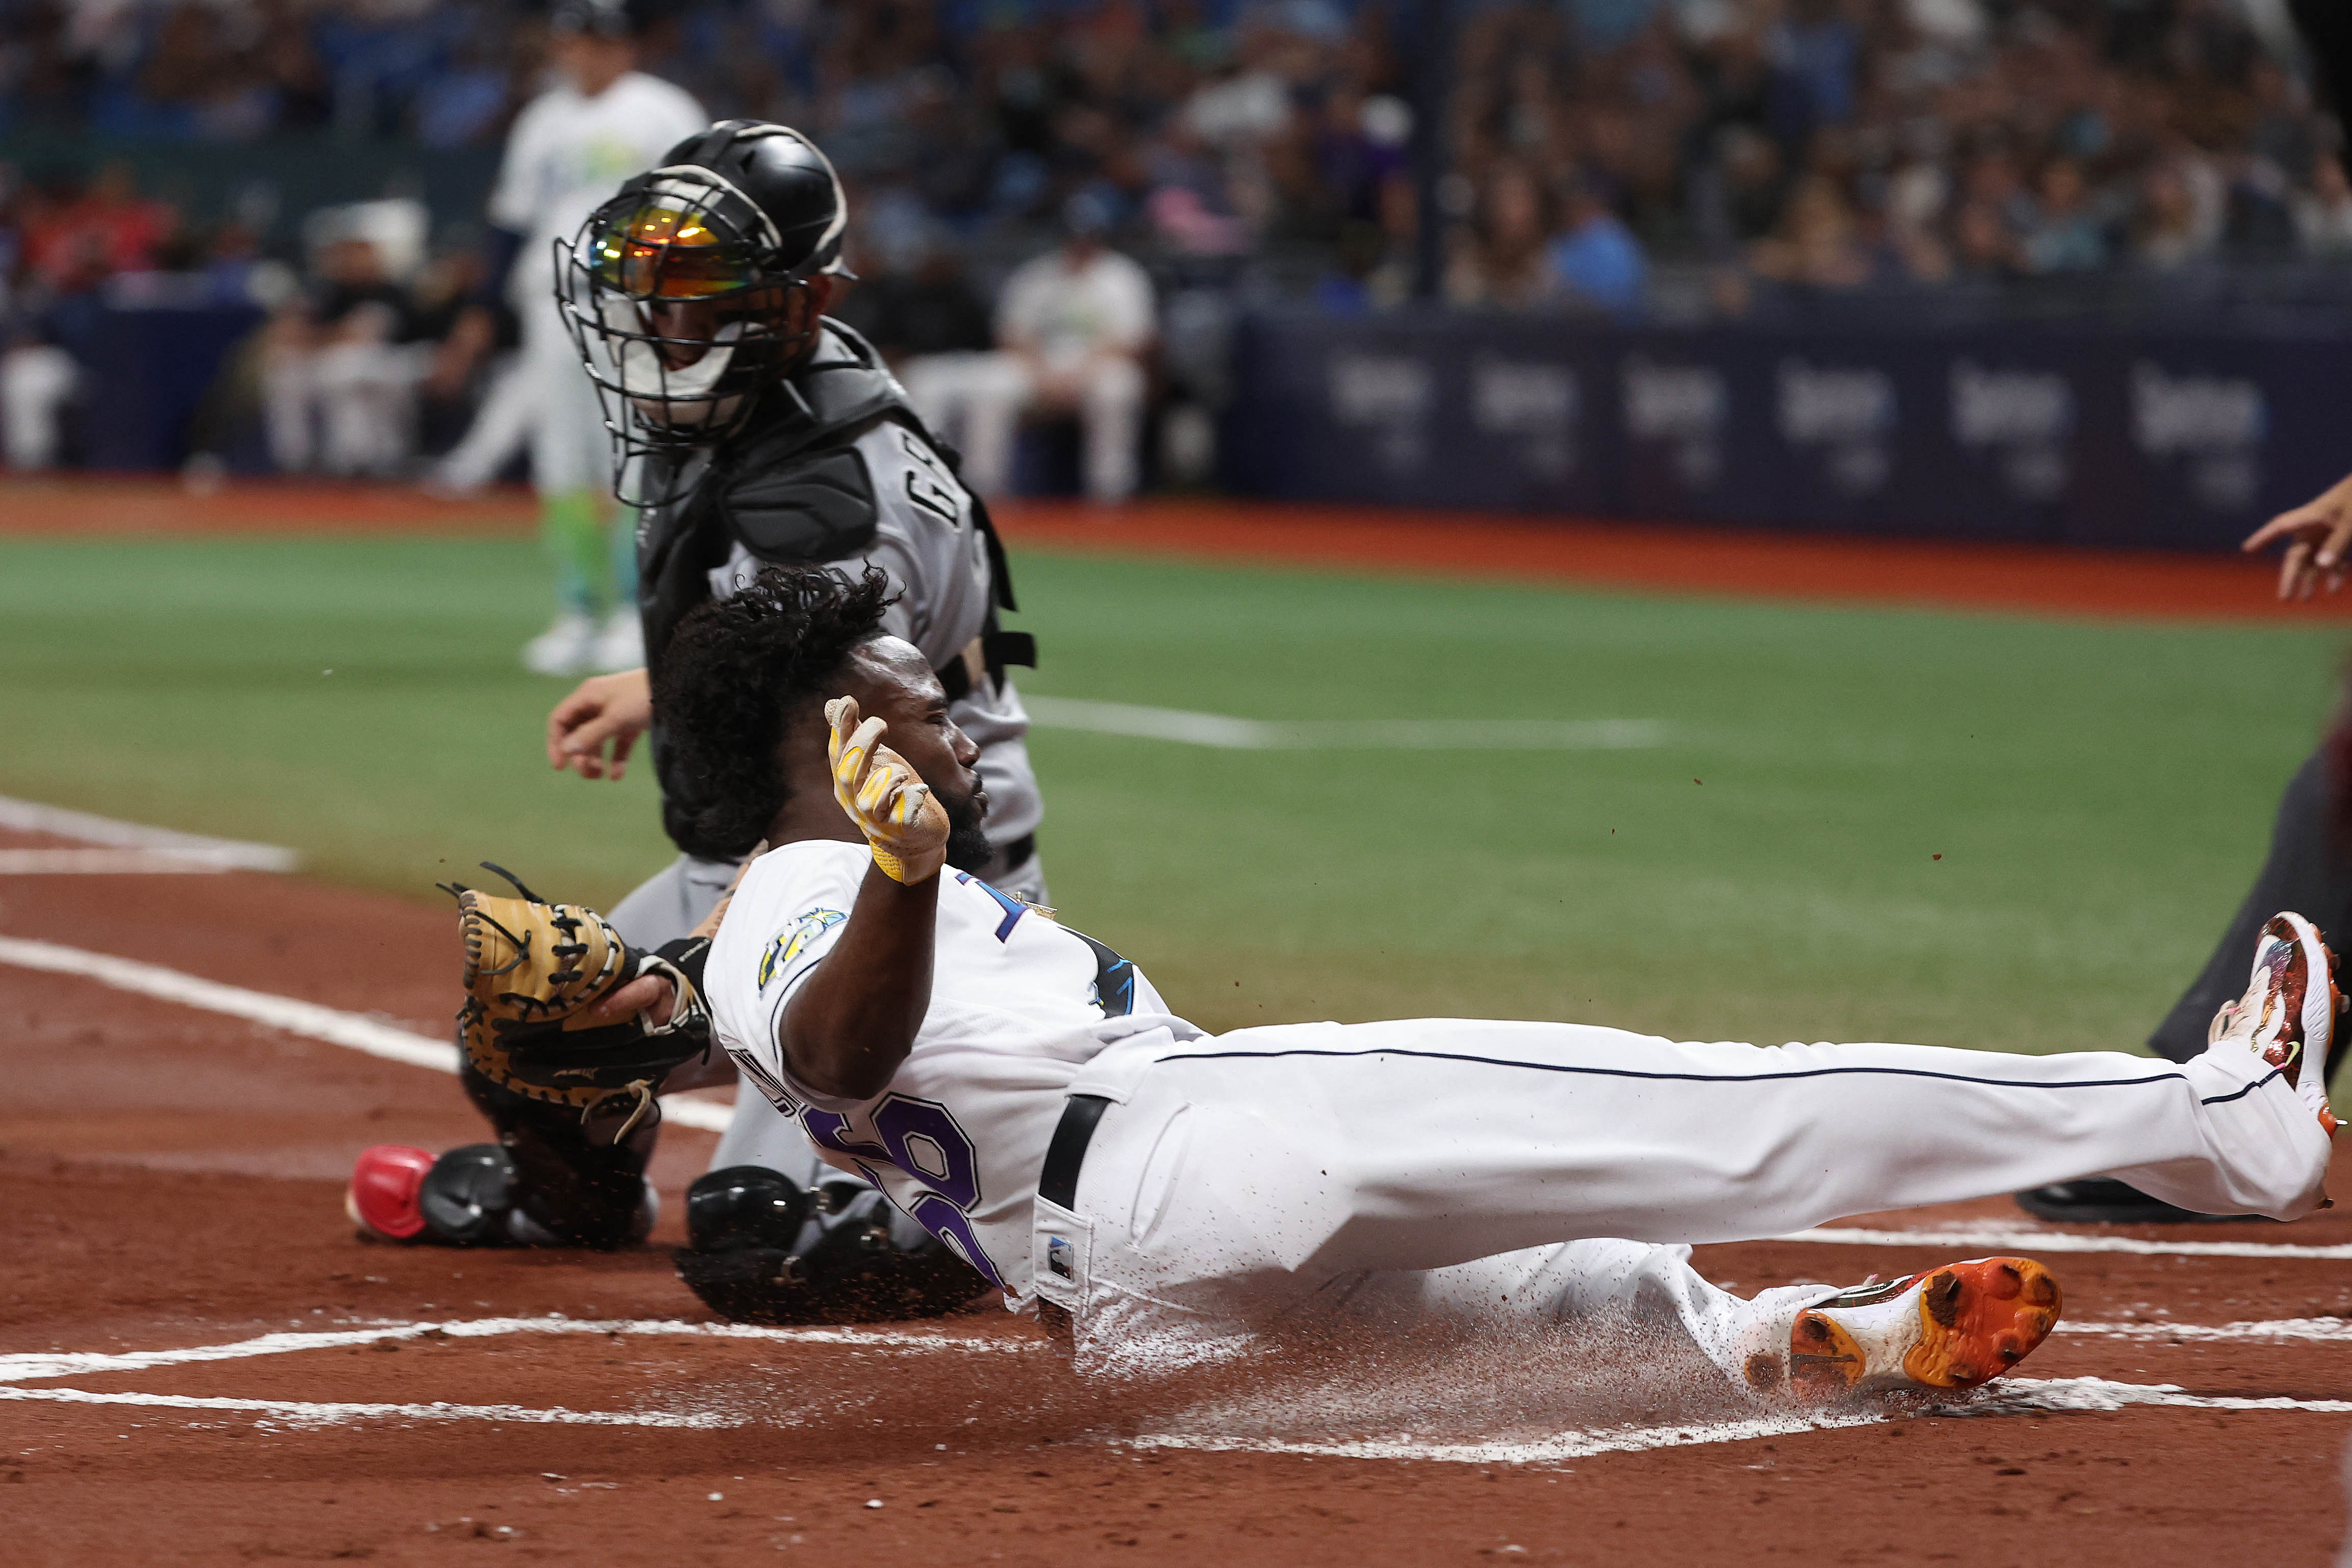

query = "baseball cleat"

[
  {"left": 1783, "top": 1258, "right": 2061, "bottom": 1400},
  {"left": 521, "top": 611, "right": 599, "bottom": 677},
  {"left": 346, "top": 1143, "right": 524, "bottom": 1246},
  {"left": 345, "top": 1144, "right": 437, "bottom": 1241},
  {"left": 2212, "top": 912, "right": 2342, "bottom": 1134}
]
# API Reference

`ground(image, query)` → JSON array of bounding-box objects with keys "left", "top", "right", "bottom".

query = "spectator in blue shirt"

[{"left": 1548, "top": 179, "right": 1647, "bottom": 316}]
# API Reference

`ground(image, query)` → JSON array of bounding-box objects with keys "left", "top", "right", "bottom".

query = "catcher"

[
  {"left": 346, "top": 858, "right": 977, "bottom": 1321},
  {"left": 345, "top": 121, "right": 1035, "bottom": 1325}
]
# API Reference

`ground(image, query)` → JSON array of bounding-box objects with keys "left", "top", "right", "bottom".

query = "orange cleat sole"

[{"left": 1788, "top": 1258, "right": 2062, "bottom": 1398}]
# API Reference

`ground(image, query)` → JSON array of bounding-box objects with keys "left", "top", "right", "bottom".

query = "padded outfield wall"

[{"left": 1222, "top": 310, "right": 2352, "bottom": 551}]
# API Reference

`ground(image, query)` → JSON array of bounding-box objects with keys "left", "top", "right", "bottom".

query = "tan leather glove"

[
  {"left": 445, "top": 864, "right": 714, "bottom": 1137},
  {"left": 825, "top": 695, "right": 950, "bottom": 884}
]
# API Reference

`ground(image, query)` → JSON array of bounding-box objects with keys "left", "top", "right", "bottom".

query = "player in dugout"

[
  {"left": 445, "top": 563, "right": 2337, "bottom": 1398},
  {"left": 346, "top": 121, "right": 1042, "bottom": 1326}
]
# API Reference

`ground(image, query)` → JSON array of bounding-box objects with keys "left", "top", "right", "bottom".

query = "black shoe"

[
  {"left": 2013, "top": 1177, "right": 2269, "bottom": 1224},
  {"left": 675, "top": 1168, "right": 985, "bottom": 1324}
]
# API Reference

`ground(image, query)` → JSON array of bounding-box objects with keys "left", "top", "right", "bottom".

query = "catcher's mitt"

[{"left": 449, "top": 864, "right": 714, "bottom": 1138}]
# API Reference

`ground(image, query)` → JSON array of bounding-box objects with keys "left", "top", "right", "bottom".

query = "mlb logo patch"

[{"left": 1046, "top": 1236, "right": 1075, "bottom": 1280}]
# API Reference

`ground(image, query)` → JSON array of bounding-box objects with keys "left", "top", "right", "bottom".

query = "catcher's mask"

[{"left": 558, "top": 120, "right": 852, "bottom": 506}]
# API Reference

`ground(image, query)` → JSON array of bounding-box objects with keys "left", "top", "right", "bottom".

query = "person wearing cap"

[
  {"left": 456, "top": 0, "right": 705, "bottom": 676},
  {"left": 902, "top": 191, "right": 1157, "bottom": 504}
]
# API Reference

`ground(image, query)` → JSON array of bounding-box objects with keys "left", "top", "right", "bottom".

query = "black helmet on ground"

[{"left": 557, "top": 119, "right": 853, "bottom": 497}]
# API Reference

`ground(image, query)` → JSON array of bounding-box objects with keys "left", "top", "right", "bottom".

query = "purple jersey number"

[{"left": 803, "top": 1095, "right": 1002, "bottom": 1286}]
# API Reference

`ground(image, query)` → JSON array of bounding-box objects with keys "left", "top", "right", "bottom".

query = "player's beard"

[{"left": 941, "top": 787, "right": 994, "bottom": 876}]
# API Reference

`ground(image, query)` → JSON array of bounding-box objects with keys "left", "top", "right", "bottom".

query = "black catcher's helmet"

[{"left": 557, "top": 120, "right": 851, "bottom": 499}]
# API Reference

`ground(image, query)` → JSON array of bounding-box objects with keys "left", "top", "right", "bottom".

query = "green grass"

[{"left": 1, "top": 534, "right": 2340, "bottom": 1053}]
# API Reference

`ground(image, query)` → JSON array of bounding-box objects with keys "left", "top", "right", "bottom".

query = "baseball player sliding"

[{"left": 454, "top": 563, "right": 2337, "bottom": 1400}]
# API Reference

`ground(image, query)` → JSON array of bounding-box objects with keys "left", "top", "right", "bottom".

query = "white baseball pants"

[
  {"left": 901, "top": 349, "right": 1143, "bottom": 502},
  {"left": 1033, "top": 1018, "right": 2331, "bottom": 1375},
  {"left": 519, "top": 295, "right": 610, "bottom": 496}
]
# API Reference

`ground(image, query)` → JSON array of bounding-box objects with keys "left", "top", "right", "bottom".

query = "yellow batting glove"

[{"left": 824, "top": 696, "right": 950, "bottom": 884}]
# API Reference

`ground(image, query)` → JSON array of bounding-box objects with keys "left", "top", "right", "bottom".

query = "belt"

[
  {"left": 997, "top": 830, "right": 1037, "bottom": 871},
  {"left": 1038, "top": 1092, "right": 1111, "bottom": 1209}
]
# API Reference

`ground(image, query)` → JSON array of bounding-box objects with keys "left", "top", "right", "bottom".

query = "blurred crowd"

[
  {"left": 1440, "top": 0, "right": 2351, "bottom": 308},
  {"left": 3, "top": 1, "right": 2345, "bottom": 303},
  {"left": 2, "top": 0, "right": 2348, "bottom": 475}
]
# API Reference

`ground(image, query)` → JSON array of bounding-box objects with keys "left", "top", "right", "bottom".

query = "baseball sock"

[
  {"left": 607, "top": 502, "right": 640, "bottom": 608},
  {"left": 541, "top": 489, "right": 605, "bottom": 616}
]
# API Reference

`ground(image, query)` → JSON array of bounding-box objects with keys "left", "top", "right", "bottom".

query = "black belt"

[
  {"left": 1038, "top": 1093, "right": 1111, "bottom": 1209},
  {"left": 996, "top": 831, "right": 1037, "bottom": 871}
]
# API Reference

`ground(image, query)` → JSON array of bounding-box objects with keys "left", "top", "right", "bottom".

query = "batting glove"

[{"left": 825, "top": 696, "right": 950, "bottom": 884}]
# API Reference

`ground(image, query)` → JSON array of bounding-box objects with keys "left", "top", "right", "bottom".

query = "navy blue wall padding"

[
  {"left": 1223, "top": 311, "right": 2352, "bottom": 551},
  {"left": 77, "top": 303, "right": 262, "bottom": 473}
]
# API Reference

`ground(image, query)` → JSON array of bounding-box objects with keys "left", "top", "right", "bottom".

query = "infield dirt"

[{"left": 7, "top": 840, "right": 2352, "bottom": 1566}]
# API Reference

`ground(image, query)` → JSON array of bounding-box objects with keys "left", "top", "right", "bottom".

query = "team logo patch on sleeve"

[{"left": 757, "top": 909, "right": 847, "bottom": 991}]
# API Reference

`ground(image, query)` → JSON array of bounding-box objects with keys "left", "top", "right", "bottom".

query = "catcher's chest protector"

[
  {"left": 636, "top": 321, "right": 1026, "bottom": 861},
  {"left": 636, "top": 321, "right": 926, "bottom": 680}
]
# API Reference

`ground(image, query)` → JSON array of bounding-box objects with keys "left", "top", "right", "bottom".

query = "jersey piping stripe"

[
  {"left": 2193, "top": 1066, "right": 2289, "bottom": 1106},
  {"left": 1149, "top": 1045, "right": 2281, "bottom": 1107}
]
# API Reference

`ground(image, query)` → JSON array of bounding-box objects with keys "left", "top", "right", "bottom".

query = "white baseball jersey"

[
  {"left": 995, "top": 247, "right": 1155, "bottom": 374},
  {"left": 702, "top": 404, "right": 1043, "bottom": 846},
  {"left": 487, "top": 70, "right": 708, "bottom": 313},
  {"left": 705, "top": 840, "right": 1198, "bottom": 1301},
  {"left": 707, "top": 844, "right": 2330, "bottom": 1376}
]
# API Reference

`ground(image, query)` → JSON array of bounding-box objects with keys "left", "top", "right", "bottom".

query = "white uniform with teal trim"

[
  {"left": 705, "top": 840, "right": 2331, "bottom": 1378},
  {"left": 487, "top": 70, "right": 705, "bottom": 493},
  {"left": 705, "top": 840, "right": 1194, "bottom": 1301}
]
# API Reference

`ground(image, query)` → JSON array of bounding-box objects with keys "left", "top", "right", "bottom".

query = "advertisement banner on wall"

[{"left": 1222, "top": 311, "right": 2351, "bottom": 550}]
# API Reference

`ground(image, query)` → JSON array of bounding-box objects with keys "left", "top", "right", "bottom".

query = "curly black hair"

[{"left": 652, "top": 564, "right": 895, "bottom": 859}]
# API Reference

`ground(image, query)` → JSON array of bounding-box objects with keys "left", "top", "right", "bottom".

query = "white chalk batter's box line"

[
  {"left": 1020, "top": 697, "right": 1669, "bottom": 751},
  {"left": 0, "top": 1316, "right": 1041, "bottom": 1385},
  {"left": 0, "top": 795, "right": 297, "bottom": 874},
  {"left": 11, "top": 1311, "right": 2344, "bottom": 1390},
  {"left": 0, "top": 935, "right": 738, "bottom": 1135},
  {"left": 4, "top": 1315, "right": 2349, "bottom": 1464},
  {"left": 12, "top": 932, "right": 2352, "bottom": 1249}
]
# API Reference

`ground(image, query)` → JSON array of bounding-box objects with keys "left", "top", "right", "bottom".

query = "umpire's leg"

[
  {"left": 2147, "top": 748, "right": 2352, "bottom": 1066},
  {"left": 2017, "top": 744, "right": 2350, "bottom": 1221}
]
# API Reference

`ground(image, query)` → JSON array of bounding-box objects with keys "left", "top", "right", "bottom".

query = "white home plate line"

[
  {"left": 2, "top": 1309, "right": 2326, "bottom": 1390},
  {"left": 1772, "top": 1224, "right": 2352, "bottom": 1261},
  {"left": 0, "top": 1315, "right": 1039, "bottom": 1386},
  {"left": 1127, "top": 1409, "right": 1887, "bottom": 1467},
  {"left": 0, "top": 1386, "right": 745, "bottom": 1428},
  {"left": 1022, "top": 696, "right": 1667, "bottom": 752},
  {"left": 6, "top": 1373, "right": 2328, "bottom": 1453},
  {"left": 1, "top": 1314, "right": 2338, "bottom": 1455},
  {"left": 0, "top": 795, "right": 298, "bottom": 872},
  {"left": 1126, "top": 1378, "right": 2352, "bottom": 1467},
  {"left": 1980, "top": 1375, "right": 2352, "bottom": 1418},
  {"left": 2062, "top": 1316, "right": 2352, "bottom": 1343},
  {"left": 0, "top": 936, "right": 735, "bottom": 1135}
]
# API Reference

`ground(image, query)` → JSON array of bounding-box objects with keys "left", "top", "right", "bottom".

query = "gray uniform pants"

[{"left": 608, "top": 845, "right": 1049, "bottom": 1190}]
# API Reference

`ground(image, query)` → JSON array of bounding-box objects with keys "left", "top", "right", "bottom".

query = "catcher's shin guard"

[
  {"left": 454, "top": 1061, "right": 660, "bottom": 1248},
  {"left": 673, "top": 1167, "right": 986, "bottom": 1324}
]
